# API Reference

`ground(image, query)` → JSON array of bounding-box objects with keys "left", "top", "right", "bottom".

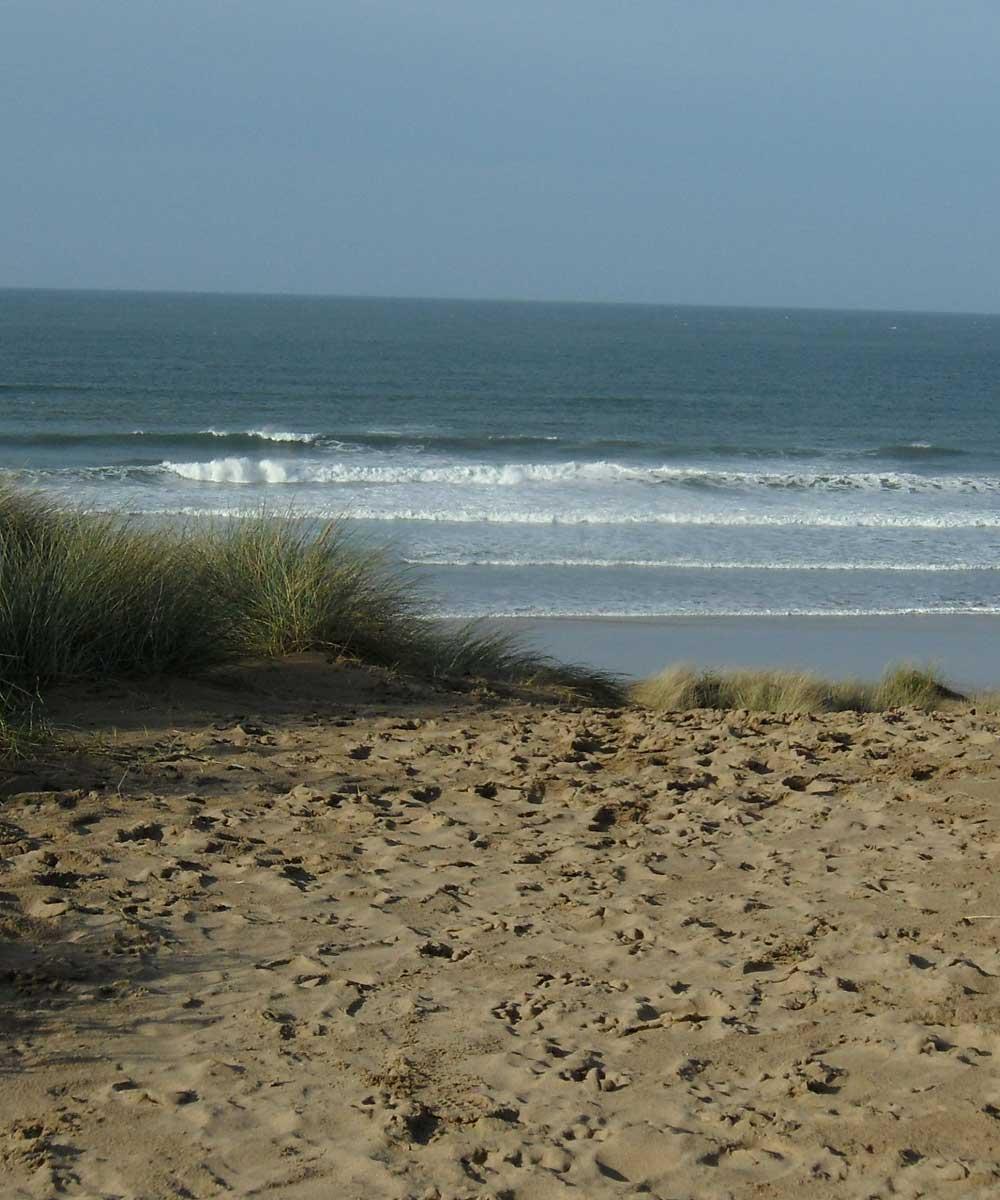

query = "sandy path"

[{"left": 3, "top": 658, "right": 1000, "bottom": 1198}]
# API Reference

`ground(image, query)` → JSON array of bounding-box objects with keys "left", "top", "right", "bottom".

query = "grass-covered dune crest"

[
  {"left": 633, "top": 663, "right": 970, "bottom": 714},
  {"left": 0, "top": 485, "right": 623, "bottom": 735}
]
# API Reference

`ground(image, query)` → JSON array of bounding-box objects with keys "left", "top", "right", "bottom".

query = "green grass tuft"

[
  {"left": 0, "top": 486, "right": 228, "bottom": 684},
  {"left": 872, "top": 664, "right": 962, "bottom": 710},
  {"left": 424, "top": 622, "right": 624, "bottom": 706},
  {"left": 633, "top": 662, "right": 963, "bottom": 714},
  {"left": 0, "top": 681, "right": 47, "bottom": 762},
  {"left": 199, "top": 515, "right": 427, "bottom": 664}
]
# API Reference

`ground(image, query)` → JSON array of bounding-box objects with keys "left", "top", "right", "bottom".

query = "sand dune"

[{"left": 3, "top": 655, "right": 1000, "bottom": 1198}]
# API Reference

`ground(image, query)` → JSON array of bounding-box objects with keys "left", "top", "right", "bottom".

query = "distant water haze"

[{"left": 3, "top": 290, "right": 1000, "bottom": 625}]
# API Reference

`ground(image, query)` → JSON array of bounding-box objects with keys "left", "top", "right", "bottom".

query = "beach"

[
  {"left": 5, "top": 0, "right": 1000, "bottom": 1192},
  {"left": 3, "top": 657, "right": 1000, "bottom": 1197},
  {"left": 4, "top": 291, "right": 1000, "bottom": 1196},
  {"left": 6, "top": 0, "right": 1000, "bottom": 1190}
]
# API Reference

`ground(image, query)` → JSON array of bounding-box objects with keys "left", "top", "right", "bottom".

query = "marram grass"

[
  {"left": 632, "top": 663, "right": 966, "bottom": 714},
  {"left": 0, "top": 685, "right": 46, "bottom": 762},
  {"left": 0, "top": 485, "right": 622, "bottom": 742}
]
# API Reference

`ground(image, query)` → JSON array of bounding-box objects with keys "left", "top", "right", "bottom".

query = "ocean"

[{"left": 3, "top": 289, "right": 1000, "bottom": 623}]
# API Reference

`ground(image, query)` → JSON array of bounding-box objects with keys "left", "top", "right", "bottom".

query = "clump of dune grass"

[
  {"left": 0, "top": 486, "right": 229, "bottom": 685},
  {"left": 633, "top": 666, "right": 828, "bottom": 713},
  {"left": 872, "top": 664, "right": 963, "bottom": 710},
  {"left": 200, "top": 515, "right": 426, "bottom": 664},
  {"left": 0, "top": 483, "right": 76, "bottom": 553},
  {"left": 0, "top": 680, "right": 47, "bottom": 762},
  {"left": 633, "top": 662, "right": 962, "bottom": 714},
  {"left": 0, "top": 486, "right": 622, "bottom": 731},
  {"left": 0, "top": 710, "right": 46, "bottom": 762},
  {"left": 190, "top": 517, "right": 622, "bottom": 701},
  {"left": 423, "top": 622, "right": 624, "bottom": 706}
]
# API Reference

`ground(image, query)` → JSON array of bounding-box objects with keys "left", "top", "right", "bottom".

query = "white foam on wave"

[
  {"left": 165, "top": 457, "right": 301, "bottom": 483},
  {"left": 402, "top": 557, "right": 1000, "bottom": 571},
  {"left": 434, "top": 605, "right": 1000, "bottom": 619},
  {"left": 343, "top": 507, "right": 1000, "bottom": 530},
  {"left": 704, "top": 469, "right": 998, "bottom": 493},
  {"left": 163, "top": 457, "right": 648, "bottom": 485},
  {"left": 201, "top": 429, "right": 317, "bottom": 444},
  {"left": 159, "top": 456, "right": 1000, "bottom": 492},
  {"left": 130, "top": 491, "right": 1000, "bottom": 529}
]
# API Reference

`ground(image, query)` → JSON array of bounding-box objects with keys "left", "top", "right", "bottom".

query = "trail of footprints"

[{"left": 3, "top": 697, "right": 1000, "bottom": 1197}]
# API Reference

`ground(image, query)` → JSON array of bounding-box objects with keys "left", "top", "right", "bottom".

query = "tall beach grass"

[{"left": 0, "top": 485, "right": 622, "bottom": 739}]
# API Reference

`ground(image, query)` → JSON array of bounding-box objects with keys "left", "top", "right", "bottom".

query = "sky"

[{"left": 3, "top": 0, "right": 999, "bottom": 311}]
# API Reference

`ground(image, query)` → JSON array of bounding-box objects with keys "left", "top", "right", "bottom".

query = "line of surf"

[
  {"left": 402, "top": 557, "right": 1000, "bottom": 571},
  {"left": 154, "top": 457, "right": 1000, "bottom": 493},
  {"left": 113, "top": 502, "right": 1000, "bottom": 530},
  {"left": 430, "top": 604, "right": 1000, "bottom": 618}
]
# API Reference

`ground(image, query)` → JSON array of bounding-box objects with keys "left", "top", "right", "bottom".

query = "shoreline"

[{"left": 439, "top": 612, "right": 1000, "bottom": 689}]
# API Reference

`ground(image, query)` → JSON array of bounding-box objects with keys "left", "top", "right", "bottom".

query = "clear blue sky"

[{"left": 4, "top": 0, "right": 999, "bottom": 311}]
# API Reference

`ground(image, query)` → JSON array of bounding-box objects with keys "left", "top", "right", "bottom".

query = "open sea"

[{"left": 3, "top": 289, "right": 1000, "bottom": 621}]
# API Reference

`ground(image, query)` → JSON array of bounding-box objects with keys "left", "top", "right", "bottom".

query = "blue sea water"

[{"left": 2, "top": 288, "right": 1000, "bottom": 619}]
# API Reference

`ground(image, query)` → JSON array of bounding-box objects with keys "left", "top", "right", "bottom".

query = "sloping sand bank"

[{"left": 3, "top": 656, "right": 1000, "bottom": 1198}]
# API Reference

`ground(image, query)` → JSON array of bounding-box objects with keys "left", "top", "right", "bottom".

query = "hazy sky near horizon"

[{"left": 4, "top": 1, "right": 999, "bottom": 311}]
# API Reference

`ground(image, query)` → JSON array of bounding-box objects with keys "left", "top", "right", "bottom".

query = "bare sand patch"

[{"left": 3, "top": 656, "right": 1000, "bottom": 1198}]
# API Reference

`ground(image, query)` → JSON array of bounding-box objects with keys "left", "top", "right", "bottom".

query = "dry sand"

[{"left": 2, "top": 654, "right": 1000, "bottom": 1199}]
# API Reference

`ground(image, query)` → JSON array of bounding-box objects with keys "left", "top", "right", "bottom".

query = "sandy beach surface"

[{"left": 3, "top": 655, "right": 1000, "bottom": 1199}]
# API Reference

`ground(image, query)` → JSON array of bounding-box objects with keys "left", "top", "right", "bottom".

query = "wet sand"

[{"left": 3, "top": 655, "right": 1000, "bottom": 1198}]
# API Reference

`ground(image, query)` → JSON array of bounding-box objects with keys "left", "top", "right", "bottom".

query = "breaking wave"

[
  {"left": 203, "top": 428, "right": 317, "bottom": 444},
  {"left": 156, "top": 457, "right": 1000, "bottom": 493}
]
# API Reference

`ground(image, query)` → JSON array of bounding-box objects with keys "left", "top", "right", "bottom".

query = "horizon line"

[{"left": 1, "top": 283, "right": 997, "bottom": 320}]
